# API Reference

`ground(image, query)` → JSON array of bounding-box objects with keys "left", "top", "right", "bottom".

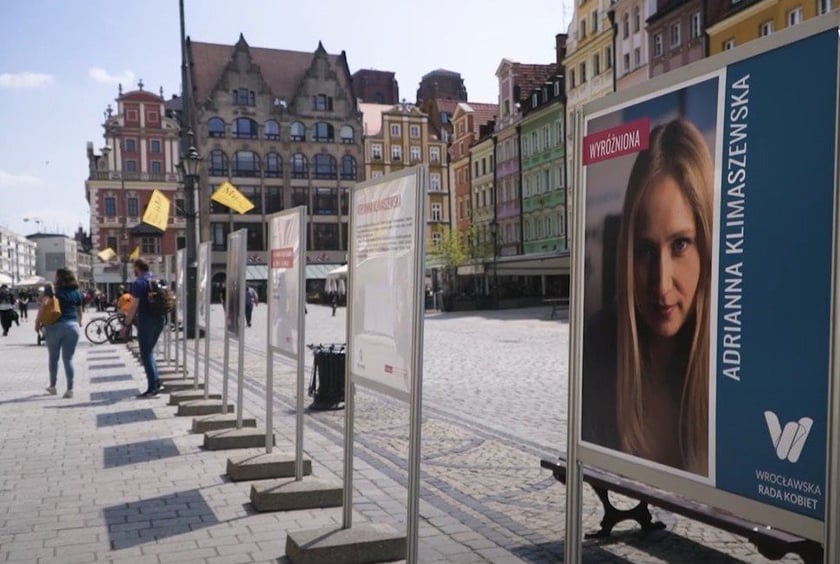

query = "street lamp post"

[
  {"left": 489, "top": 220, "right": 498, "bottom": 310},
  {"left": 177, "top": 137, "right": 202, "bottom": 339}
]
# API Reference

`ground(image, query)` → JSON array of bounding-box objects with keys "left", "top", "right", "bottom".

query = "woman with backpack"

[{"left": 35, "top": 268, "right": 84, "bottom": 399}]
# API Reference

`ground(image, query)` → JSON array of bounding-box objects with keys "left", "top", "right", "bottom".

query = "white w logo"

[{"left": 764, "top": 411, "right": 813, "bottom": 463}]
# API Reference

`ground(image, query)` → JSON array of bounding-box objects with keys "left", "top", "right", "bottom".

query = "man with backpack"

[{"left": 123, "top": 258, "right": 169, "bottom": 398}]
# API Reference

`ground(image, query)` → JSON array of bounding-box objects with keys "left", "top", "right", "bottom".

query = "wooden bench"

[
  {"left": 540, "top": 455, "right": 823, "bottom": 562},
  {"left": 543, "top": 298, "right": 569, "bottom": 319}
]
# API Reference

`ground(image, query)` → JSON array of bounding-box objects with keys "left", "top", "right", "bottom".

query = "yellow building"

[
  {"left": 708, "top": 0, "right": 835, "bottom": 55},
  {"left": 360, "top": 102, "right": 450, "bottom": 250}
]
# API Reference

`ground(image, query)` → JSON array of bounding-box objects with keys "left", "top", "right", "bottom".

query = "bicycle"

[{"left": 84, "top": 312, "right": 131, "bottom": 345}]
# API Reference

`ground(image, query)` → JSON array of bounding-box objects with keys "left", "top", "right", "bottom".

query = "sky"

[{"left": 0, "top": 0, "right": 573, "bottom": 239}]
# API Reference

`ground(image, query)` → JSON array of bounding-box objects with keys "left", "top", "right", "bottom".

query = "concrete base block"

[
  {"left": 204, "top": 428, "right": 274, "bottom": 451},
  {"left": 285, "top": 523, "right": 405, "bottom": 564},
  {"left": 159, "top": 379, "right": 202, "bottom": 392},
  {"left": 192, "top": 413, "right": 256, "bottom": 433},
  {"left": 226, "top": 452, "right": 312, "bottom": 482},
  {"left": 250, "top": 477, "right": 343, "bottom": 513},
  {"left": 168, "top": 390, "right": 221, "bottom": 405},
  {"left": 158, "top": 367, "right": 187, "bottom": 376},
  {"left": 177, "top": 399, "right": 233, "bottom": 417}
]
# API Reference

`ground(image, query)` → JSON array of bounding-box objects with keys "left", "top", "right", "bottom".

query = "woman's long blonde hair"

[{"left": 615, "top": 119, "right": 713, "bottom": 474}]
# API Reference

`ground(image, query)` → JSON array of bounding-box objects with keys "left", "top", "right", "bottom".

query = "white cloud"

[
  {"left": 88, "top": 67, "right": 136, "bottom": 85},
  {"left": 0, "top": 72, "right": 54, "bottom": 89},
  {"left": 0, "top": 170, "right": 43, "bottom": 188}
]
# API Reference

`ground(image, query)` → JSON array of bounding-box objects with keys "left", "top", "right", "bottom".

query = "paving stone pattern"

[{"left": 0, "top": 306, "right": 803, "bottom": 563}]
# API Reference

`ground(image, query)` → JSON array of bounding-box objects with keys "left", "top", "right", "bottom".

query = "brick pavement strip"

[{"left": 0, "top": 306, "right": 804, "bottom": 563}]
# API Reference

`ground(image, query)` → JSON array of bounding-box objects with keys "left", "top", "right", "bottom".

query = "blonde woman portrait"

[{"left": 582, "top": 118, "right": 713, "bottom": 476}]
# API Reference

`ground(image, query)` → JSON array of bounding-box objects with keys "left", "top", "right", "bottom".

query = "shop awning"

[
  {"left": 305, "top": 264, "right": 337, "bottom": 280},
  {"left": 245, "top": 265, "right": 267, "bottom": 281}
]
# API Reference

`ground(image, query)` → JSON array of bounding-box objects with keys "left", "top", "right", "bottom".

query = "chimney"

[{"left": 555, "top": 33, "right": 569, "bottom": 69}]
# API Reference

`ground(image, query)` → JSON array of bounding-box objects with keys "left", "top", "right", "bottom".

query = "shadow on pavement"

[
  {"left": 103, "top": 438, "right": 179, "bottom": 468},
  {"left": 425, "top": 306, "right": 569, "bottom": 324},
  {"left": 45, "top": 387, "right": 141, "bottom": 409},
  {"left": 0, "top": 393, "right": 56, "bottom": 407},
  {"left": 583, "top": 527, "right": 753, "bottom": 563},
  {"left": 103, "top": 489, "right": 218, "bottom": 550},
  {"left": 96, "top": 408, "right": 158, "bottom": 427},
  {"left": 90, "top": 374, "right": 134, "bottom": 384}
]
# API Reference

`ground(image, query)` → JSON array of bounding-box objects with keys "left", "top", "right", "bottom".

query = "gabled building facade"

[
  {"left": 468, "top": 128, "right": 496, "bottom": 260},
  {"left": 647, "top": 0, "right": 709, "bottom": 78},
  {"left": 615, "top": 0, "right": 656, "bottom": 89},
  {"left": 187, "top": 35, "right": 364, "bottom": 287}
]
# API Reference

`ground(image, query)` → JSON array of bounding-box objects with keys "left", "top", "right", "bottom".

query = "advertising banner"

[
  {"left": 176, "top": 249, "right": 186, "bottom": 324},
  {"left": 197, "top": 241, "right": 210, "bottom": 330},
  {"left": 268, "top": 208, "right": 303, "bottom": 358},
  {"left": 578, "top": 28, "right": 838, "bottom": 537},
  {"left": 349, "top": 167, "right": 424, "bottom": 401},
  {"left": 226, "top": 230, "right": 246, "bottom": 337}
]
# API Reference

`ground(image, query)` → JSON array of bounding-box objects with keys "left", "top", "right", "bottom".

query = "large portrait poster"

[
  {"left": 226, "top": 230, "right": 246, "bottom": 337},
  {"left": 268, "top": 208, "right": 302, "bottom": 358},
  {"left": 197, "top": 241, "right": 210, "bottom": 329},
  {"left": 349, "top": 168, "right": 424, "bottom": 401},
  {"left": 176, "top": 249, "right": 186, "bottom": 324},
  {"left": 578, "top": 29, "right": 837, "bottom": 538}
]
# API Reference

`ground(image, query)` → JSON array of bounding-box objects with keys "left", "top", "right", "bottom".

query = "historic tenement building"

[{"left": 187, "top": 35, "right": 364, "bottom": 287}]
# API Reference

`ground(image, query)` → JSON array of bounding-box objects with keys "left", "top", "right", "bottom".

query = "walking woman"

[{"left": 35, "top": 268, "right": 84, "bottom": 399}]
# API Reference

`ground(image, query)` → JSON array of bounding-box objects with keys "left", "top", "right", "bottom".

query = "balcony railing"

[{"left": 88, "top": 171, "right": 179, "bottom": 182}]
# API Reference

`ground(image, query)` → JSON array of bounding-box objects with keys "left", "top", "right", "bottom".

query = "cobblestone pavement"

[{"left": 0, "top": 305, "right": 805, "bottom": 563}]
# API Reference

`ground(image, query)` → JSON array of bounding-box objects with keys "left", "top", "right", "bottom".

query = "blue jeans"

[
  {"left": 137, "top": 315, "right": 165, "bottom": 392},
  {"left": 46, "top": 321, "right": 80, "bottom": 389}
]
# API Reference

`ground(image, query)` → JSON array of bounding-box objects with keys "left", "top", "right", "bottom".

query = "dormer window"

[
  {"left": 532, "top": 93, "right": 538, "bottom": 107},
  {"left": 312, "top": 94, "right": 333, "bottom": 111},
  {"left": 232, "top": 88, "right": 255, "bottom": 106}
]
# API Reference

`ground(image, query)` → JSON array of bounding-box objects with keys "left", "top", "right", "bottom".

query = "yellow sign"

[
  {"left": 211, "top": 181, "right": 255, "bottom": 214},
  {"left": 128, "top": 246, "right": 140, "bottom": 261},
  {"left": 142, "top": 189, "right": 170, "bottom": 231},
  {"left": 97, "top": 248, "right": 117, "bottom": 262}
]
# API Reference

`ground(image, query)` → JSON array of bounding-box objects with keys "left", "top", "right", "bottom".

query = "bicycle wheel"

[
  {"left": 85, "top": 318, "right": 109, "bottom": 345},
  {"left": 105, "top": 314, "right": 128, "bottom": 344}
]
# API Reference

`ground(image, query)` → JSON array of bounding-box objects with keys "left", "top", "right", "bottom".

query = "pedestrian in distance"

[
  {"left": 245, "top": 285, "right": 258, "bottom": 327},
  {"left": 17, "top": 291, "right": 30, "bottom": 321},
  {"left": 36, "top": 268, "right": 84, "bottom": 399},
  {"left": 330, "top": 292, "right": 338, "bottom": 317},
  {"left": 0, "top": 284, "right": 16, "bottom": 336},
  {"left": 122, "top": 258, "right": 166, "bottom": 399}
]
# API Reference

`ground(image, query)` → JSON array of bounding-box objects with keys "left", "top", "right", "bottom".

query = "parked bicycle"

[{"left": 84, "top": 312, "right": 131, "bottom": 345}]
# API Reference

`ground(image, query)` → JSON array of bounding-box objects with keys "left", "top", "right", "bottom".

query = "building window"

[
  {"left": 151, "top": 161, "right": 162, "bottom": 176},
  {"left": 232, "top": 88, "right": 255, "bottom": 106},
  {"left": 634, "top": 6, "right": 641, "bottom": 32},
  {"left": 760, "top": 20, "right": 774, "bottom": 36},
  {"left": 724, "top": 38, "right": 736, "bottom": 50},
  {"left": 232, "top": 151, "right": 260, "bottom": 177},
  {"left": 391, "top": 145, "right": 402, "bottom": 161},
  {"left": 431, "top": 232, "right": 442, "bottom": 247},
  {"left": 634, "top": 48, "right": 641, "bottom": 68},
  {"left": 554, "top": 81, "right": 561, "bottom": 97},
  {"left": 430, "top": 173, "right": 441, "bottom": 192},
  {"left": 556, "top": 121, "right": 564, "bottom": 146},
  {"left": 580, "top": 19, "right": 586, "bottom": 38},
  {"left": 106, "top": 236, "right": 118, "bottom": 251},
  {"left": 104, "top": 197, "right": 116, "bottom": 217},
  {"left": 237, "top": 186, "right": 262, "bottom": 214},
  {"left": 522, "top": 136, "right": 529, "bottom": 157},
  {"left": 429, "top": 146, "right": 440, "bottom": 162},
  {"left": 314, "top": 188, "right": 338, "bottom": 215},
  {"left": 265, "top": 120, "right": 280, "bottom": 140},
  {"left": 140, "top": 237, "right": 160, "bottom": 254},
  {"left": 150, "top": 139, "right": 161, "bottom": 153},
  {"left": 340, "top": 187, "right": 350, "bottom": 215},
  {"left": 623, "top": 12, "right": 630, "bottom": 38},
  {"left": 340, "top": 125, "right": 354, "bottom": 144},
  {"left": 291, "top": 154, "right": 308, "bottom": 178},
  {"left": 691, "top": 12, "right": 702, "bottom": 38},
  {"left": 654, "top": 33, "right": 663, "bottom": 56},
  {"left": 431, "top": 203, "right": 442, "bottom": 222},
  {"left": 605, "top": 46, "right": 613, "bottom": 69},
  {"left": 291, "top": 187, "right": 308, "bottom": 209},
  {"left": 313, "top": 154, "right": 337, "bottom": 179},
  {"left": 544, "top": 169, "right": 551, "bottom": 191},
  {"left": 126, "top": 160, "right": 137, "bottom": 172},
  {"left": 176, "top": 236, "right": 186, "bottom": 250},
  {"left": 594, "top": 53, "right": 600, "bottom": 75},
  {"left": 390, "top": 124, "right": 401, "bottom": 137},
  {"left": 623, "top": 53, "right": 631, "bottom": 71},
  {"left": 341, "top": 155, "right": 357, "bottom": 180},
  {"left": 313, "top": 122, "right": 334, "bottom": 143},
  {"left": 410, "top": 145, "right": 421, "bottom": 161},
  {"left": 371, "top": 170, "right": 383, "bottom": 179},
  {"left": 265, "top": 153, "right": 282, "bottom": 177},
  {"left": 211, "top": 223, "right": 229, "bottom": 251},
  {"left": 208, "top": 117, "right": 225, "bottom": 138},
  {"left": 209, "top": 150, "right": 228, "bottom": 176},
  {"left": 531, "top": 92, "right": 539, "bottom": 107},
  {"left": 313, "top": 223, "right": 339, "bottom": 251},
  {"left": 580, "top": 62, "right": 587, "bottom": 83},
  {"left": 265, "top": 186, "right": 283, "bottom": 213},
  {"left": 312, "top": 94, "right": 332, "bottom": 111},
  {"left": 124, "top": 139, "right": 136, "bottom": 153},
  {"left": 233, "top": 222, "right": 264, "bottom": 251},
  {"left": 409, "top": 125, "right": 420, "bottom": 138},
  {"left": 174, "top": 198, "right": 185, "bottom": 217},
  {"left": 233, "top": 117, "right": 258, "bottom": 139},
  {"left": 371, "top": 144, "right": 383, "bottom": 160},
  {"left": 290, "top": 121, "right": 305, "bottom": 142},
  {"left": 670, "top": 22, "right": 681, "bottom": 47},
  {"left": 788, "top": 7, "right": 803, "bottom": 25},
  {"left": 819, "top": 0, "right": 832, "bottom": 14},
  {"left": 592, "top": 10, "right": 599, "bottom": 32},
  {"left": 569, "top": 69, "right": 576, "bottom": 89},
  {"left": 543, "top": 126, "right": 550, "bottom": 149}
]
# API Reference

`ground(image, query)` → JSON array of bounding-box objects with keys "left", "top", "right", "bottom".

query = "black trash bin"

[{"left": 307, "top": 343, "right": 346, "bottom": 410}]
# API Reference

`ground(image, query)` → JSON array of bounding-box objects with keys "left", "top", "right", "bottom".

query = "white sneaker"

[
  {"left": 63, "top": 390, "right": 73, "bottom": 399},
  {"left": 46, "top": 387, "right": 57, "bottom": 395}
]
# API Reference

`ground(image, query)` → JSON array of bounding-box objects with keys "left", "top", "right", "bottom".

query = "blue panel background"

[{"left": 716, "top": 30, "right": 838, "bottom": 520}]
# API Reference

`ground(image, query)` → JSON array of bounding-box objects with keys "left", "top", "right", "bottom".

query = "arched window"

[
  {"left": 208, "top": 117, "right": 225, "bottom": 138},
  {"left": 622, "top": 12, "right": 630, "bottom": 39},
  {"left": 265, "top": 120, "right": 280, "bottom": 140},
  {"left": 340, "top": 155, "right": 357, "bottom": 180},
  {"left": 525, "top": 219, "right": 532, "bottom": 241},
  {"left": 291, "top": 153, "right": 308, "bottom": 178},
  {"left": 313, "top": 154, "right": 337, "bottom": 179},
  {"left": 313, "top": 122, "right": 334, "bottom": 143},
  {"left": 290, "top": 121, "right": 305, "bottom": 142},
  {"left": 232, "top": 117, "right": 258, "bottom": 139},
  {"left": 208, "top": 150, "right": 228, "bottom": 176},
  {"left": 265, "top": 153, "right": 282, "bottom": 178},
  {"left": 544, "top": 216, "right": 552, "bottom": 237},
  {"left": 232, "top": 151, "right": 260, "bottom": 177},
  {"left": 340, "top": 125, "right": 354, "bottom": 144}
]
